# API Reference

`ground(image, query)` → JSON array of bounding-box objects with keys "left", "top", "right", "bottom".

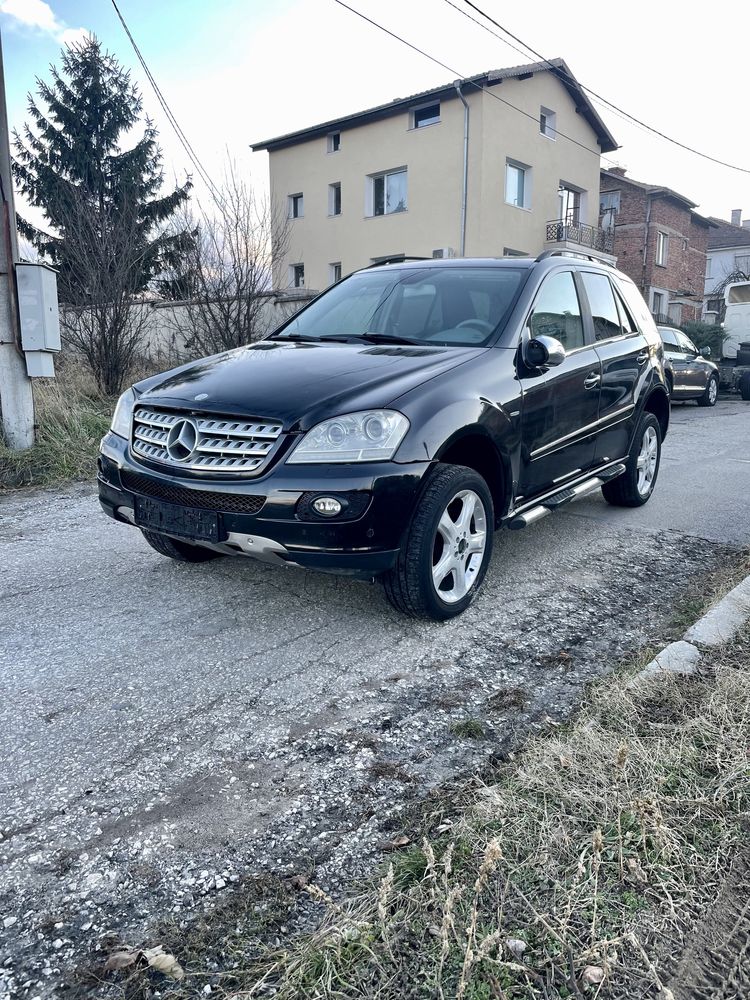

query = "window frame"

[
  {"left": 327, "top": 132, "right": 341, "bottom": 153},
  {"left": 329, "top": 261, "right": 342, "bottom": 285},
  {"left": 505, "top": 159, "right": 531, "bottom": 210},
  {"left": 288, "top": 193, "right": 304, "bottom": 219},
  {"left": 652, "top": 289, "right": 665, "bottom": 315},
  {"left": 540, "top": 106, "right": 557, "bottom": 139},
  {"left": 367, "top": 167, "right": 408, "bottom": 217},
  {"left": 328, "top": 182, "right": 342, "bottom": 217},
  {"left": 412, "top": 102, "right": 441, "bottom": 129},
  {"left": 290, "top": 263, "right": 305, "bottom": 289},
  {"left": 656, "top": 231, "right": 668, "bottom": 267}
]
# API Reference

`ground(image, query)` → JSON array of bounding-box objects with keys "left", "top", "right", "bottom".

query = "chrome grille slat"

[{"left": 131, "top": 406, "right": 283, "bottom": 474}]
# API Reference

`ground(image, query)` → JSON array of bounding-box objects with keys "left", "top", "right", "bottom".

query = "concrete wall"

[
  {"left": 266, "top": 71, "right": 607, "bottom": 291},
  {"left": 61, "top": 290, "right": 316, "bottom": 368}
]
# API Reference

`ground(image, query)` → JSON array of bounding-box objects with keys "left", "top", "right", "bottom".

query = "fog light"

[{"left": 312, "top": 496, "right": 343, "bottom": 517}]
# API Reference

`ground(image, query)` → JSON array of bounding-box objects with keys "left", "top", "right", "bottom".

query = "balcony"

[{"left": 545, "top": 219, "right": 615, "bottom": 261}]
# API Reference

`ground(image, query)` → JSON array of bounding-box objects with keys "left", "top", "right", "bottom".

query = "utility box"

[
  {"left": 16, "top": 261, "right": 61, "bottom": 352},
  {"left": 16, "top": 261, "right": 61, "bottom": 378}
]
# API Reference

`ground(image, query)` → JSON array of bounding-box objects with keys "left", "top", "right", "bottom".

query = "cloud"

[{"left": 0, "top": 0, "right": 88, "bottom": 45}]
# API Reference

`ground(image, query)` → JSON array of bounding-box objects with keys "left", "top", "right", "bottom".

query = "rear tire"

[
  {"left": 601, "top": 412, "right": 662, "bottom": 508},
  {"left": 697, "top": 374, "right": 719, "bottom": 407},
  {"left": 384, "top": 465, "right": 494, "bottom": 621},
  {"left": 141, "top": 529, "right": 223, "bottom": 563},
  {"left": 740, "top": 371, "right": 750, "bottom": 401}
]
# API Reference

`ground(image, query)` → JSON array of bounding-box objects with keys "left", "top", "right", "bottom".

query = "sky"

[{"left": 2, "top": 0, "right": 750, "bottom": 232}]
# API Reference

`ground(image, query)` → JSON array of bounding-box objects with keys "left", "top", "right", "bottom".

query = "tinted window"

[
  {"left": 677, "top": 332, "right": 698, "bottom": 355},
  {"left": 277, "top": 267, "right": 526, "bottom": 347},
  {"left": 658, "top": 327, "right": 681, "bottom": 351},
  {"left": 529, "top": 271, "right": 584, "bottom": 350},
  {"left": 581, "top": 272, "right": 622, "bottom": 341},
  {"left": 613, "top": 287, "right": 638, "bottom": 334}
]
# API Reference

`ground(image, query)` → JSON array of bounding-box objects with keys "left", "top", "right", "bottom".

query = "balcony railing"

[{"left": 546, "top": 220, "right": 614, "bottom": 255}]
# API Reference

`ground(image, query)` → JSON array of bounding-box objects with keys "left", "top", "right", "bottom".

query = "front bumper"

[{"left": 98, "top": 432, "right": 431, "bottom": 578}]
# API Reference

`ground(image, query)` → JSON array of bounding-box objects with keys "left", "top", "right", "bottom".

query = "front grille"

[
  {"left": 121, "top": 471, "right": 266, "bottom": 515},
  {"left": 131, "top": 407, "right": 283, "bottom": 473}
]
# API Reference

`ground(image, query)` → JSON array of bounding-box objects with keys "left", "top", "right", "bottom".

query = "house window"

[
  {"left": 600, "top": 190, "right": 620, "bottom": 229},
  {"left": 540, "top": 107, "right": 556, "bottom": 139},
  {"left": 652, "top": 290, "right": 665, "bottom": 315},
  {"left": 288, "top": 193, "right": 304, "bottom": 219},
  {"left": 505, "top": 160, "right": 530, "bottom": 209},
  {"left": 329, "top": 262, "right": 342, "bottom": 284},
  {"left": 705, "top": 257, "right": 712, "bottom": 279},
  {"left": 558, "top": 185, "right": 582, "bottom": 225},
  {"left": 368, "top": 168, "right": 407, "bottom": 216},
  {"left": 735, "top": 254, "right": 750, "bottom": 275},
  {"left": 656, "top": 232, "right": 668, "bottom": 266},
  {"left": 327, "top": 132, "right": 340, "bottom": 152},
  {"left": 328, "top": 182, "right": 342, "bottom": 216},
  {"left": 413, "top": 102, "right": 440, "bottom": 128},
  {"left": 291, "top": 264, "right": 305, "bottom": 288},
  {"left": 503, "top": 246, "right": 527, "bottom": 257}
]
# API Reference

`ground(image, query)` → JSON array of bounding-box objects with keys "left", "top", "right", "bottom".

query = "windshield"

[{"left": 274, "top": 266, "right": 526, "bottom": 347}]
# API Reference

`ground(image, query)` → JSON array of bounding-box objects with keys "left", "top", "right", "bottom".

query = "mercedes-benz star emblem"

[{"left": 166, "top": 417, "right": 198, "bottom": 462}]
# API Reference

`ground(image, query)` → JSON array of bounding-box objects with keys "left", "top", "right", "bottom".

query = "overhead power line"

[
  {"left": 332, "top": 0, "right": 614, "bottom": 163},
  {"left": 109, "top": 0, "right": 226, "bottom": 206},
  {"left": 457, "top": 0, "right": 750, "bottom": 176}
]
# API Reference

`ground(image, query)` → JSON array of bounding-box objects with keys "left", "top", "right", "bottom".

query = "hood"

[{"left": 135, "top": 340, "right": 483, "bottom": 430}]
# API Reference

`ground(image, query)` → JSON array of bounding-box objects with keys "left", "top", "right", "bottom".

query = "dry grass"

[
  {"left": 235, "top": 632, "right": 749, "bottom": 1000},
  {"left": 0, "top": 361, "right": 115, "bottom": 490}
]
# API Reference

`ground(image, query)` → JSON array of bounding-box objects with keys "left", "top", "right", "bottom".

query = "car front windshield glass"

[{"left": 275, "top": 267, "right": 526, "bottom": 347}]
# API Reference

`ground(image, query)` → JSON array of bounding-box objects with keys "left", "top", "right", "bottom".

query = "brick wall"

[{"left": 600, "top": 172, "right": 708, "bottom": 321}]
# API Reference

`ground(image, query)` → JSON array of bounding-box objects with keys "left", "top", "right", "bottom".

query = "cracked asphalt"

[{"left": 1, "top": 398, "right": 749, "bottom": 997}]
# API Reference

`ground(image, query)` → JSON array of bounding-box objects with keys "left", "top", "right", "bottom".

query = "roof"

[
  {"left": 251, "top": 58, "right": 618, "bottom": 153},
  {"left": 600, "top": 168, "right": 717, "bottom": 227},
  {"left": 600, "top": 168, "right": 698, "bottom": 209},
  {"left": 706, "top": 217, "right": 750, "bottom": 250}
]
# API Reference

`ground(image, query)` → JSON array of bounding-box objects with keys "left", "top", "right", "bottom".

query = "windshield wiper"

[
  {"left": 273, "top": 333, "right": 351, "bottom": 343},
  {"left": 348, "top": 332, "right": 422, "bottom": 346}
]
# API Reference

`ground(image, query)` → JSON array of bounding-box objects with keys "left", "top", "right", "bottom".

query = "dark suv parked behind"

[{"left": 99, "top": 253, "right": 669, "bottom": 620}]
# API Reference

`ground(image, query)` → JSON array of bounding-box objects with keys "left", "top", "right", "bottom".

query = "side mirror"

[
  {"left": 700, "top": 346, "right": 712, "bottom": 358},
  {"left": 526, "top": 335, "right": 566, "bottom": 369}
]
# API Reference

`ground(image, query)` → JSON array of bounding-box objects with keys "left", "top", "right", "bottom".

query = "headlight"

[
  {"left": 110, "top": 388, "right": 136, "bottom": 439},
  {"left": 287, "top": 409, "right": 410, "bottom": 463}
]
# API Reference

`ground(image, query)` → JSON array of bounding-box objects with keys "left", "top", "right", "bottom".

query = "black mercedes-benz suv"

[{"left": 99, "top": 253, "right": 669, "bottom": 620}]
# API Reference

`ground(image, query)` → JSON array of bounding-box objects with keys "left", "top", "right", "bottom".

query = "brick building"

[{"left": 599, "top": 168, "right": 714, "bottom": 324}]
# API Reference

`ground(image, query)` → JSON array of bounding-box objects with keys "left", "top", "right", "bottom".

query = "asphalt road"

[{"left": 1, "top": 398, "right": 749, "bottom": 997}]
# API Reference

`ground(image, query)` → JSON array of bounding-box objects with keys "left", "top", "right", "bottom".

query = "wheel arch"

[
  {"left": 436, "top": 429, "right": 511, "bottom": 521},
  {"left": 642, "top": 385, "right": 670, "bottom": 441}
]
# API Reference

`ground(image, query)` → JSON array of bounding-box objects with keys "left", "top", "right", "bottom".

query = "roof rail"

[
  {"left": 367, "top": 255, "right": 431, "bottom": 268},
  {"left": 535, "top": 249, "right": 615, "bottom": 267}
]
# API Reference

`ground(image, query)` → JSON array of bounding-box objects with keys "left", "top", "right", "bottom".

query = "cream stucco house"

[{"left": 251, "top": 59, "right": 618, "bottom": 292}]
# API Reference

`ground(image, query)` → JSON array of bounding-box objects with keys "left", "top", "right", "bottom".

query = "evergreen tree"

[{"left": 13, "top": 36, "right": 192, "bottom": 304}]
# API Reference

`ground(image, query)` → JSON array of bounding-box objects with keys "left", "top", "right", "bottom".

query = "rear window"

[{"left": 276, "top": 267, "right": 526, "bottom": 347}]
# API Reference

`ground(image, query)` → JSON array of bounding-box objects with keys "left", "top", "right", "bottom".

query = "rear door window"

[{"left": 581, "top": 272, "right": 623, "bottom": 342}]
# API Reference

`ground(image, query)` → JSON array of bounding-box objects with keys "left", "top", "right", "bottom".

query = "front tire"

[
  {"left": 141, "top": 529, "right": 223, "bottom": 563},
  {"left": 601, "top": 412, "right": 662, "bottom": 508},
  {"left": 384, "top": 465, "right": 494, "bottom": 621},
  {"left": 740, "top": 371, "right": 750, "bottom": 401},
  {"left": 697, "top": 374, "right": 719, "bottom": 407}
]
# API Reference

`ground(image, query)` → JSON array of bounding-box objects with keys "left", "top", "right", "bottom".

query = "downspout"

[
  {"left": 454, "top": 81, "right": 469, "bottom": 257},
  {"left": 642, "top": 195, "right": 652, "bottom": 301}
]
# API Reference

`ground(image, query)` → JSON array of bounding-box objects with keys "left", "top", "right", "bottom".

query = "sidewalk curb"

[{"left": 633, "top": 573, "right": 750, "bottom": 683}]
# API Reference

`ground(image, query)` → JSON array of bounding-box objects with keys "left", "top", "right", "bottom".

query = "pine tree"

[{"left": 12, "top": 37, "right": 194, "bottom": 391}]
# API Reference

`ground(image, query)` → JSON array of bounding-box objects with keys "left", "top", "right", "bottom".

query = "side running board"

[{"left": 508, "top": 464, "right": 626, "bottom": 531}]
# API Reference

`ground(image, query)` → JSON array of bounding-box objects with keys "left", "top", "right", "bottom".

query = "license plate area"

[{"left": 134, "top": 495, "right": 222, "bottom": 543}]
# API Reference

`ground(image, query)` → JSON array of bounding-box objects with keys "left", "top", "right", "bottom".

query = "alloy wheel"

[
  {"left": 636, "top": 426, "right": 658, "bottom": 496},
  {"left": 708, "top": 378, "right": 718, "bottom": 404},
  {"left": 431, "top": 489, "right": 487, "bottom": 603}
]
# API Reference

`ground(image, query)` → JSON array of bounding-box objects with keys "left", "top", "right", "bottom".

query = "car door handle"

[
  {"left": 636, "top": 351, "right": 650, "bottom": 365},
  {"left": 583, "top": 372, "right": 601, "bottom": 389}
]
